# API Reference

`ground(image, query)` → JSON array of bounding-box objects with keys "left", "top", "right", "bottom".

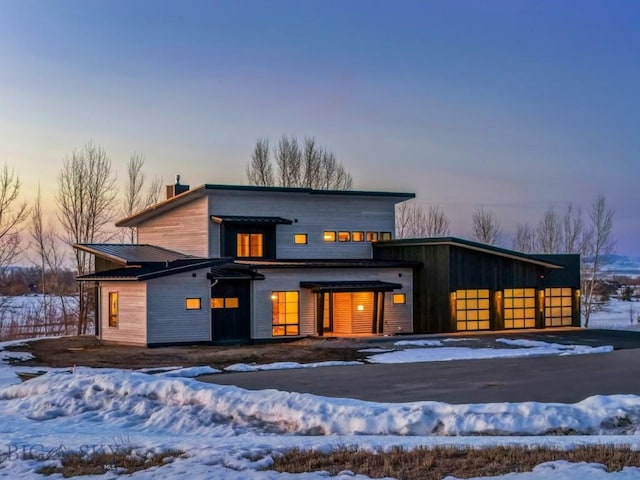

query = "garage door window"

[
  {"left": 545, "top": 288, "right": 573, "bottom": 326},
  {"left": 455, "top": 289, "right": 490, "bottom": 331},
  {"left": 504, "top": 288, "right": 536, "bottom": 329}
]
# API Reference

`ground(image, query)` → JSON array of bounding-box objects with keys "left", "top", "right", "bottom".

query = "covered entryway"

[{"left": 300, "top": 281, "right": 402, "bottom": 336}]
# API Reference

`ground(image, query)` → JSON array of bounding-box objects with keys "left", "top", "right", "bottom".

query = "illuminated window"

[
  {"left": 225, "top": 297, "right": 239, "bottom": 308},
  {"left": 366, "top": 231, "right": 378, "bottom": 242},
  {"left": 237, "top": 233, "right": 263, "bottom": 257},
  {"left": 271, "top": 291, "right": 299, "bottom": 336},
  {"left": 186, "top": 298, "right": 201, "bottom": 310},
  {"left": 323, "top": 231, "right": 336, "bottom": 242},
  {"left": 455, "top": 289, "right": 490, "bottom": 331},
  {"left": 108, "top": 292, "right": 118, "bottom": 328},
  {"left": 338, "top": 231, "right": 351, "bottom": 242},
  {"left": 393, "top": 293, "right": 406, "bottom": 304},
  {"left": 503, "top": 288, "right": 536, "bottom": 329},
  {"left": 294, "top": 234, "right": 307, "bottom": 244},
  {"left": 352, "top": 231, "right": 364, "bottom": 242},
  {"left": 379, "top": 232, "right": 392, "bottom": 240},
  {"left": 211, "top": 298, "right": 224, "bottom": 309},
  {"left": 544, "top": 288, "right": 573, "bottom": 327}
]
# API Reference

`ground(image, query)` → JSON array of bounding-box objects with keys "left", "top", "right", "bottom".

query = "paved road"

[{"left": 199, "top": 330, "right": 640, "bottom": 404}]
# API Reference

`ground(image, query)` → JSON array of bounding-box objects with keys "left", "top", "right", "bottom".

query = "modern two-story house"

[
  {"left": 75, "top": 180, "right": 417, "bottom": 346},
  {"left": 76, "top": 178, "right": 581, "bottom": 347}
]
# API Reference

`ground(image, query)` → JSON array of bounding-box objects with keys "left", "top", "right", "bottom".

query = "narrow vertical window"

[{"left": 108, "top": 292, "right": 118, "bottom": 328}]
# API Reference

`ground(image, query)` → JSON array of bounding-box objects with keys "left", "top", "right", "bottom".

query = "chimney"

[{"left": 166, "top": 174, "right": 190, "bottom": 199}]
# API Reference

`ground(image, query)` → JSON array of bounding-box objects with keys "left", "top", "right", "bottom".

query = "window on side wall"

[
  {"left": 393, "top": 293, "right": 406, "bottom": 304},
  {"left": 379, "top": 232, "right": 392, "bottom": 240},
  {"left": 323, "top": 231, "right": 336, "bottom": 242},
  {"left": 186, "top": 298, "right": 202, "bottom": 310},
  {"left": 108, "top": 292, "right": 118, "bottom": 328},
  {"left": 294, "top": 234, "right": 307, "bottom": 244},
  {"left": 352, "top": 231, "right": 364, "bottom": 242},
  {"left": 271, "top": 291, "right": 299, "bottom": 336},
  {"left": 366, "top": 231, "right": 378, "bottom": 242}
]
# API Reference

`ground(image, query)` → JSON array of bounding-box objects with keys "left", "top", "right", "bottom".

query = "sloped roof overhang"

[
  {"left": 210, "top": 215, "right": 292, "bottom": 225},
  {"left": 73, "top": 243, "right": 199, "bottom": 265}
]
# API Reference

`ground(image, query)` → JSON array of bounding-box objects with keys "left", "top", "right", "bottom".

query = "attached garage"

[{"left": 373, "top": 237, "right": 581, "bottom": 334}]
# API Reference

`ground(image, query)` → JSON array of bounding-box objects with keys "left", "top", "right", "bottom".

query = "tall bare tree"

[
  {"left": 513, "top": 223, "right": 536, "bottom": 253},
  {"left": 122, "top": 153, "right": 163, "bottom": 242},
  {"left": 562, "top": 203, "right": 585, "bottom": 254},
  {"left": 471, "top": 207, "right": 501, "bottom": 245},
  {"left": 57, "top": 142, "right": 118, "bottom": 334},
  {"left": 581, "top": 195, "right": 615, "bottom": 327},
  {"left": 30, "top": 185, "right": 74, "bottom": 332},
  {"left": 536, "top": 207, "right": 562, "bottom": 254},
  {"left": 0, "top": 164, "right": 28, "bottom": 303},
  {"left": 396, "top": 203, "right": 450, "bottom": 239},
  {"left": 246, "top": 134, "right": 353, "bottom": 190},
  {"left": 246, "top": 138, "right": 274, "bottom": 187}
]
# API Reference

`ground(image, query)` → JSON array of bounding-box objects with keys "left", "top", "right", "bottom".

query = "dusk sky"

[{"left": 1, "top": 1, "right": 638, "bottom": 254}]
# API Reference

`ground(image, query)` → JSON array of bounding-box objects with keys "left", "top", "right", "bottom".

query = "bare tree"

[
  {"left": 122, "top": 153, "right": 163, "bottom": 242},
  {"left": 581, "top": 195, "right": 615, "bottom": 327},
  {"left": 57, "top": 142, "right": 118, "bottom": 334},
  {"left": 246, "top": 138, "right": 274, "bottom": 187},
  {"left": 246, "top": 135, "right": 353, "bottom": 190},
  {"left": 536, "top": 207, "right": 562, "bottom": 254},
  {"left": 425, "top": 206, "right": 450, "bottom": 237},
  {"left": 562, "top": 203, "right": 585, "bottom": 254},
  {"left": 513, "top": 223, "right": 536, "bottom": 253},
  {"left": 30, "top": 185, "right": 75, "bottom": 333},
  {"left": 0, "top": 164, "right": 28, "bottom": 304},
  {"left": 396, "top": 203, "right": 426, "bottom": 239},
  {"left": 471, "top": 207, "right": 501, "bottom": 245}
]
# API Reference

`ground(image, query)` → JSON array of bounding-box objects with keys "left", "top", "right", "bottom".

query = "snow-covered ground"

[
  {"left": 587, "top": 298, "right": 640, "bottom": 330},
  {"left": 0, "top": 337, "right": 639, "bottom": 479}
]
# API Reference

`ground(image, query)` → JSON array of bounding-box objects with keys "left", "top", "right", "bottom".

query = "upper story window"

[
  {"left": 352, "top": 231, "right": 364, "bottom": 242},
  {"left": 294, "top": 234, "right": 307, "bottom": 244},
  {"left": 338, "top": 231, "right": 351, "bottom": 242},
  {"left": 237, "top": 233, "right": 263, "bottom": 257},
  {"left": 323, "top": 231, "right": 336, "bottom": 242},
  {"left": 379, "top": 232, "right": 392, "bottom": 240},
  {"left": 366, "top": 232, "right": 378, "bottom": 242}
]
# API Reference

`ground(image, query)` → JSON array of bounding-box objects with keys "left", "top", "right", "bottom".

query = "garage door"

[
  {"left": 503, "top": 288, "right": 536, "bottom": 329},
  {"left": 455, "top": 289, "right": 490, "bottom": 331},
  {"left": 545, "top": 288, "right": 573, "bottom": 326}
]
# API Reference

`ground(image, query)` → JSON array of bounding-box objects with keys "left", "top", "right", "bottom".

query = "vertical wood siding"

[
  {"left": 138, "top": 196, "right": 209, "bottom": 257},
  {"left": 99, "top": 281, "right": 147, "bottom": 345},
  {"left": 207, "top": 191, "right": 402, "bottom": 259},
  {"left": 251, "top": 267, "right": 413, "bottom": 339},
  {"left": 146, "top": 269, "right": 211, "bottom": 344}
]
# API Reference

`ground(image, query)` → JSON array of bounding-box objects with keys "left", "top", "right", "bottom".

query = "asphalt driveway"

[{"left": 199, "top": 329, "right": 640, "bottom": 404}]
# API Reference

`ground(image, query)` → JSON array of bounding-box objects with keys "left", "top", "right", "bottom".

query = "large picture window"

[
  {"left": 271, "top": 291, "right": 299, "bottom": 336},
  {"left": 108, "top": 292, "right": 118, "bottom": 328},
  {"left": 237, "top": 233, "right": 263, "bottom": 257}
]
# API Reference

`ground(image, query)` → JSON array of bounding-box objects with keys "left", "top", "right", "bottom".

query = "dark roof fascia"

[
  {"left": 374, "top": 237, "right": 564, "bottom": 269},
  {"left": 210, "top": 215, "right": 293, "bottom": 225},
  {"left": 77, "top": 258, "right": 234, "bottom": 282},
  {"left": 202, "top": 184, "right": 415, "bottom": 199},
  {"left": 300, "top": 280, "right": 403, "bottom": 292},
  {"left": 235, "top": 259, "right": 419, "bottom": 269}
]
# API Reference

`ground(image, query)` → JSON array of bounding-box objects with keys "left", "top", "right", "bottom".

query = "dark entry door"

[{"left": 211, "top": 281, "right": 251, "bottom": 343}]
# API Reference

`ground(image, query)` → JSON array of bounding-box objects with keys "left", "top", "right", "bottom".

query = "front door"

[{"left": 211, "top": 281, "right": 251, "bottom": 343}]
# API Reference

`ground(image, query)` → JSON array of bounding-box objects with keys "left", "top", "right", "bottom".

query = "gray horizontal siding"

[
  {"left": 138, "top": 196, "right": 209, "bottom": 257},
  {"left": 146, "top": 269, "right": 211, "bottom": 344},
  {"left": 208, "top": 191, "right": 401, "bottom": 259},
  {"left": 251, "top": 267, "right": 413, "bottom": 340},
  {"left": 99, "top": 282, "right": 147, "bottom": 345}
]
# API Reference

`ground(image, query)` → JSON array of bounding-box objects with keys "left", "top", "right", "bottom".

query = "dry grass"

[
  {"left": 267, "top": 445, "right": 640, "bottom": 479},
  {"left": 35, "top": 446, "right": 185, "bottom": 478}
]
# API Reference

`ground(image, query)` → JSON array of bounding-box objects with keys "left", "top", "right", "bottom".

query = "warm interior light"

[
  {"left": 271, "top": 294, "right": 278, "bottom": 301},
  {"left": 357, "top": 305, "right": 364, "bottom": 311}
]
